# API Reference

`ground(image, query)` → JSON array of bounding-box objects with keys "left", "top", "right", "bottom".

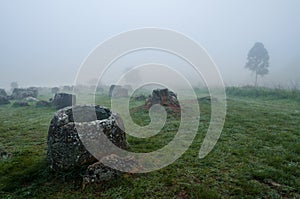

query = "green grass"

[{"left": 0, "top": 88, "right": 300, "bottom": 198}]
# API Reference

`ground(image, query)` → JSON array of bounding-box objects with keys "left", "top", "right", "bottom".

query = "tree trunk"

[{"left": 255, "top": 72, "right": 258, "bottom": 87}]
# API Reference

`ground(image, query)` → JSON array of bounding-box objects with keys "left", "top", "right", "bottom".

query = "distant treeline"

[{"left": 226, "top": 86, "right": 300, "bottom": 100}]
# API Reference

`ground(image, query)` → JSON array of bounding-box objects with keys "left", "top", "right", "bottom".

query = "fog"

[{"left": 0, "top": 0, "right": 299, "bottom": 90}]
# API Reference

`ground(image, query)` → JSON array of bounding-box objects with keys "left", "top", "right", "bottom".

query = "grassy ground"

[{"left": 0, "top": 87, "right": 300, "bottom": 198}]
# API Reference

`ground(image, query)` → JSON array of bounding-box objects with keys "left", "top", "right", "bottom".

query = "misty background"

[{"left": 0, "top": 0, "right": 299, "bottom": 90}]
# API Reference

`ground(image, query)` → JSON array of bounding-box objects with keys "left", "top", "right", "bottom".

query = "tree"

[
  {"left": 245, "top": 42, "right": 269, "bottom": 87},
  {"left": 10, "top": 81, "right": 18, "bottom": 91}
]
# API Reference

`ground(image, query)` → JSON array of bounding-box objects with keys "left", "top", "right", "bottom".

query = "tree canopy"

[
  {"left": 10, "top": 81, "right": 18, "bottom": 91},
  {"left": 245, "top": 42, "right": 269, "bottom": 86}
]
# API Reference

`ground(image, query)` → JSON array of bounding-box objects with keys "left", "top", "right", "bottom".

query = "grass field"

[{"left": 0, "top": 87, "right": 300, "bottom": 198}]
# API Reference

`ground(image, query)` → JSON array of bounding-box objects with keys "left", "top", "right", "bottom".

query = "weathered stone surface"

[
  {"left": 12, "top": 101, "right": 29, "bottom": 107},
  {"left": 100, "top": 154, "right": 141, "bottom": 173},
  {"left": 109, "top": 85, "right": 128, "bottom": 98},
  {"left": 145, "top": 88, "right": 180, "bottom": 111},
  {"left": 47, "top": 105, "right": 127, "bottom": 172},
  {"left": 36, "top": 100, "right": 51, "bottom": 107},
  {"left": 51, "top": 87, "right": 59, "bottom": 94},
  {"left": 0, "top": 96, "right": 10, "bottom": 105},
  {"left": 11, "top": 88, "right": 38, "bottom": 99},
  {"left": 0, "top": 88, "right": 7, "bottom": 97},
  {"left": 82, "top": 154, "right": 141, "bottom": 190},
  {"left": 51, "top": 93, "right": 76, "bottom": 109},
  {"left": 82, "top": 161, "right": 120, "bottom": 190}
]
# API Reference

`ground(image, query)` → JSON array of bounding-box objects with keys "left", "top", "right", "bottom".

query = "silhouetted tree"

[
  {"left": 10, "top": 81, "right": 18, "bottom": 91},
  {"left": 245, "top": 42, "right": 269, "bottom": 87}
]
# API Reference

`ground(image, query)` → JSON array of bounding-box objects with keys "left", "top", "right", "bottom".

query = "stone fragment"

[{"left": 51, "top": 93, "right": 76, "bottom": 109}]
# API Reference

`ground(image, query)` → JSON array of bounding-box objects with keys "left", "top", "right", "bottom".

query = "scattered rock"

[
  {"left": 36, "top": 87, "right": 52, "bottom": 95},
  {"left": 198, "top": 96, "right": 217, "bottom": 103},
  {"left": 12, "top": 101, "right": 29, "bottom": 107},
  {"left": 0, "top": 148, "right": 13, "bottom": 160},
  {"left": 145, "top": 88, "right": 180, "bottom": 111},
  {"left": 11, "top": 87, "right": 38, "bottom": 99},
  {"left": 25, "top": 96, "right": 39, "bottom": 102},
  {"left": 51, "top": 87, "right": 59, "bottom": 94},
  {"left": 47, "top": 105, "right": 127, "bottom": 172},
  {"left": 269, "top": 181, "right": 282, "bottom": 187},
  {"left": 51, "top": 93, "right": 76, "bottom": 109},
  {"left": 36, "top": 100, "right": 51, "bottom": 107},
  {"left": 0, "top": 88, "right": 7, "bottom": 97},
  {"left": 0, "top": 89, "right": 9, "bottom": 105},
  {"left": 0, "top": 96, "right": 10, "bottom": 105},
  {"left": 62, "top": 85, "right": 73, "bottom": 92},
  {"left": 82, "top": 154, "right": 141, "bottom": 190},
  {"left": 109, "top": 85, "right": 128, "bottom": 98},
  {"left": 82, "top": 161, "right": 120, "bottom": 190}
]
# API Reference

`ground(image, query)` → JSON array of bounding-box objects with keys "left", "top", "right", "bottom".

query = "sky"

[{"left": 0, "top": 0, "right": 300, "bottom": 89}]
